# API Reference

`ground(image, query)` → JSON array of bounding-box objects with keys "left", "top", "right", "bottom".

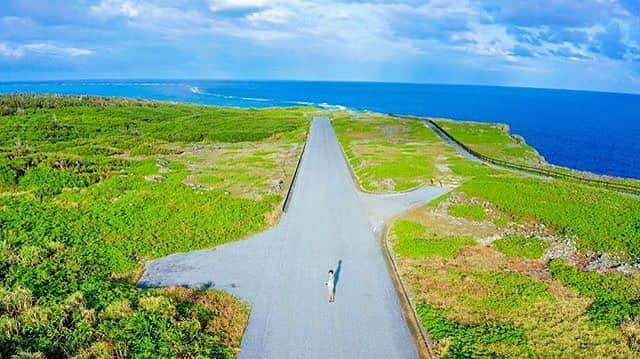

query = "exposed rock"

[
  {"left": 380, "top": 178, "right": 396, "bottom": 191},
  {"left": 478, "top": 233, "right": 501, "bottom": 246},
  {"left": 615, "top": 263, "right": 640, "bottom": 275},
  {"left": 584, "top": 253, "right": 629, "bottom": 274},
  {"left": 185, "top": 183, "right": 204, "bottom": 190},
  {"left": 269, "top": 178, "right": 285, "bottom": 193},
  {"left": 144, "top": 174, "right": 166, "bottom": 183},
  {"left": 156, "top": 159, "right": 169, "bottom": 173},
  {"left": 544, "top": 237, "right": 577, "bottom": 263},
  {"left": 382, "top": 125, "right": 402, "bottom": 139}
]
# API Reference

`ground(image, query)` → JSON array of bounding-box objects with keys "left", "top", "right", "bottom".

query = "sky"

[{"left": 0, "top": 0, "right": 639, "bottom": 94}]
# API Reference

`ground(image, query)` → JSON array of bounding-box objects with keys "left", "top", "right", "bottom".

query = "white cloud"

[
  {"left": 209, "top": 0, "right": 269, "bottom": 12},
  {"left": 246, "top": 8, "right": 292, "bottom": 25},
  {"left": 90, "top": 0, "right": 141, "bottom": 18},
  {"left": 85, "top": 0, "right": 424, "bottom": 61},
  {"left": 0, "top": 43, "right": 24, "bottom": 58},
  {"left": 0, "top": 42, "right": 93, "bottom": 58},
  {"left": 82, "top": 0, "right": 640, "bottom": 66}
]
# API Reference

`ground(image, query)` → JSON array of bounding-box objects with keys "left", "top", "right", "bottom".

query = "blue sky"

[{"left": 1, "top": 0, "right": 639, "bottom": 93}]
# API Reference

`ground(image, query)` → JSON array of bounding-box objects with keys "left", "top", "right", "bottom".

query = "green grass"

[
  {"left": 476, "top": 271, "right": 553, "bottom": 312},
  {"left": 447, "top": 156, "right": 495, "bottom": 178},
  {"left": 427, "top": 192, "right": 451, "bottom": 207},
  {"left": 333, "top": 113, "right": 459, "bottom": 191},
  {"left": 0, "top": 95, "right": 310, "bottom": 357},
  {"left": 447, "top": 203, "right": 487, "bottom": 221},
  {"left": 493, "top": 235, "right": 549, "bottom": 259},
  {"left": 435, "top": 117, "right": 640, "bottom": 191},
  {"left": 417, "top": 303, "right": 532, "bottom": 358},
  {"left": 434, "top": 119, "right": 543, "bottom": 165},
  {"left": 392, "top": 220, "right": 473, "bottom": 258},
  {"left": 458, "top": 175, "right": 640, "bottom": 260},
  {"left": 548, "top": 259, "right": 640, "bottom": 327}
]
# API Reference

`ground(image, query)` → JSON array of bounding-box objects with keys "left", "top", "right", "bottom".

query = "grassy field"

[
  {"left": 337, "top": 112, "right": 640, "bottom": 357},
  {"left": 0, "top": 94, "right": 310, "bottom": 357},
  {"left": 332, "top": 112, "right": 461, "bottom": 191},
  {"left": 433, "top": 118, "right": 544, "bottom": 166},
  {"left": 458, "top": 175, "right": 640, "bottom": 260}
]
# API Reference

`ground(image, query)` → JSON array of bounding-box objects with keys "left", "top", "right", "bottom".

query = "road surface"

[{"left": 138, "top": 116, "right": 447, "bottom": 358}]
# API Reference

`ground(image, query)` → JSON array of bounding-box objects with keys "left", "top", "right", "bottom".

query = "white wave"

[
  {"left": 190, "top": 89, "right": 272, "bottom": 102},
  {"left": 285, "top": 100, "right": 315, "bottom": 106},
  {"left": 318, "top": 102, "right": 347, "bottom": 111},
  {"left": 240, "top": 96, "right": 270, "bottom": 102}
]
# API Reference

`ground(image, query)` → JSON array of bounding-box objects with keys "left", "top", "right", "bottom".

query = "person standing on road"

[{"left": 326, "top": 270, "right": 335, "bottom": 303}]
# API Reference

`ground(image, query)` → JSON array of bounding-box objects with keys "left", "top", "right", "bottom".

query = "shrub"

[
  {"left": 548, "top": 259, "right": 640, "bottom": 327},
  {"left": 100, "top": 300, "right": 133, "bottom": 321},
  {"left": 19, "top": 165, "right": 95, "bottom": 198},
  {"left": 492, "top": 235, "right": 548, "bottom": 259},
  {"left": 622, "top": 322, "right": 640, "bottom": 352},
  {"left": 417, "top": 302, "right": 532, "bottom": 358},
  {"left": 0, "top": 162, "right": 19, "bottom": 186}
]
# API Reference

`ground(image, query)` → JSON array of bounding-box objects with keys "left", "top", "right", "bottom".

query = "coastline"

[{"left": 2, "top": 81, "right": 639, "bottom": 179}]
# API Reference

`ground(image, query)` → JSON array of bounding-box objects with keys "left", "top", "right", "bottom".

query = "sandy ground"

[{"left": 138, "top": 117, "right": 447, "bottom": 358}]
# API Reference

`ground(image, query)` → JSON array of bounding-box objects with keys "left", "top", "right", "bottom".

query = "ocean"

[{"left": 1, "top": 80, "right": 639, "bottom": 179}]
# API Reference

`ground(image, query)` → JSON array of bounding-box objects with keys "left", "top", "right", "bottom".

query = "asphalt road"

[{"left": 139, "top": 116, "right": 448, "bottom": 358}]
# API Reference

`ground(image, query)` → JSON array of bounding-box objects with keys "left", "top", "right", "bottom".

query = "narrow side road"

[{"left": 139, "top": 116, "right": 447, "bottom": 358}]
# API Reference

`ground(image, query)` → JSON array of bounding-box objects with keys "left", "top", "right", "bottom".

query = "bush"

[
  {"left": 417, "top": 302, "right": 532, "bottom": 358},
  {"left": 492, "top": 235, "right": 548, "bottom": 259},
  {"left": 0, "top": 162, "right": 19, "bottom": 186},
  {"left": 548, "top": 259, "right": 640, "bottom": 327},
  {"left": 19, "top": 165, "right": 93, "bottom": 198}
]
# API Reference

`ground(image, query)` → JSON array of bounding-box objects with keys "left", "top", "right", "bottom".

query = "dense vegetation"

[
  {"left": 391, "top": 219, "right": 636, "bottom": 357},
  {"left": 338, "top": 112, "right": 640, "bottom": 357},
  {"left": 492, "top": 235, "right": 549, "bottom": 259},
  {"left": 458, "top": 175, "right": 640, "bottom": 260},
  {"left": 0, "top": 95, "right": 310, "bottom": 357},
  {"left": 548, "top": 259, "right": 640, "bottom": 328},
  {"left": 417, "top": 303, "right": 532, "bottom": 357}
]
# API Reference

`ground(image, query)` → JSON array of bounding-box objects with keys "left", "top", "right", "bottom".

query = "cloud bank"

[{"left": 0, "top": 0, "right": 639, "bottom": 93}]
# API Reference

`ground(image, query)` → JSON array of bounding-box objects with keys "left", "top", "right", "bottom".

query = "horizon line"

[{"left": 1, "top": 77, "right": 639, "bottom": 97}]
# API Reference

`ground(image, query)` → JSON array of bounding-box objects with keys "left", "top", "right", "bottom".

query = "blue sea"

[{"left": 1, "top": 80, "right": 639, "bottom": 180}]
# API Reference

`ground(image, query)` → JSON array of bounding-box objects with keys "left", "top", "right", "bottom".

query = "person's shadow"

[{"left": 333, "top": 259, "right": 342, "bottom": 295}]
